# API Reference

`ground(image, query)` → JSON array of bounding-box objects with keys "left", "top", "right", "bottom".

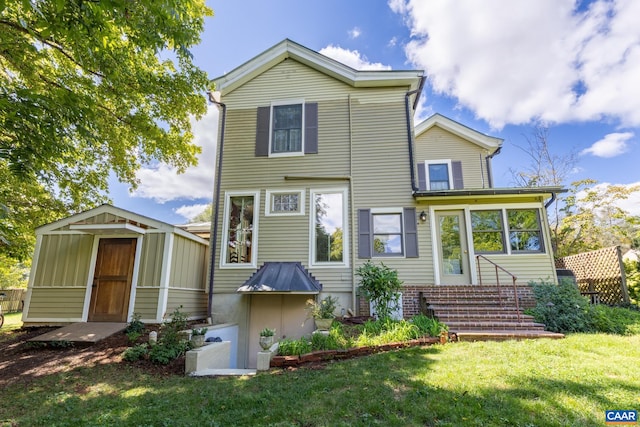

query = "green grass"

[
  {"left": 0, "top": 311, "right": 23, "bottom": 337},
  {"left": 1, "top": 333, "right": 639, "bottom": 426}
]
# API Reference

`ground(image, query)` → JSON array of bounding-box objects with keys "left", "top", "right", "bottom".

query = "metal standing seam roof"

[{"left": 236, "top": 262, "right": 322, "bottom": 294}]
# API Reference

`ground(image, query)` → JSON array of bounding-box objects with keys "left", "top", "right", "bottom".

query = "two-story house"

[{"left": 208, "top": 40, "right": 563, "bottom": 368}]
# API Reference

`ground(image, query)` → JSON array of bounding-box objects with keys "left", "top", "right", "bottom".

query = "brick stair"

[{"left": 422, "top": 285, "right": 564, "bottom": 341}]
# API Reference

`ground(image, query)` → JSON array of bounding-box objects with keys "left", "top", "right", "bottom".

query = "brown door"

[{"left": 89, "top": 238, "right": 136, "bottom": 322}]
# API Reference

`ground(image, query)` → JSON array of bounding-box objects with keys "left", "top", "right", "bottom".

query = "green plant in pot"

[
  {"left": 306, "top": 295, "right": 339, "bottom": 330},
  {"left": 259, "top": 327, "right": 276, "bottom": 350},
  {"left": 190, "top": 327, "right": 208, "bottom": 348}
]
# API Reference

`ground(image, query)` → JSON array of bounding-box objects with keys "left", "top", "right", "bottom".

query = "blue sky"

[{"left": 110, "top": 0, "right": 640, "bottom": 224}]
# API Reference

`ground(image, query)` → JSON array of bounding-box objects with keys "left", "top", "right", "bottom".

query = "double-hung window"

[
  {"left": 471, "top": 208, "right": 543, "bottom": 254},
  {"left": 221, "top": 191, "right": 259, "bottom": 267},
  {"left": 272, "top": 104, "right": 302, "bottom": 154},
  {"left": 427, "top": 161, "right": 452, "bottom": 190},
  {"left": 372, "top": 211, "right": 403, "bottom": 256}
]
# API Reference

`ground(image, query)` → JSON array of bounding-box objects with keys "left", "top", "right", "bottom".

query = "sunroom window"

[
  {"left": 508, "top": 209, "right": 542, "bottom": 252},
  {"left": 471, "top": 208, "right": 543, "bottom": 254},
  {"left": 471, "top": 210, "right": 505, "bottom": 253}
]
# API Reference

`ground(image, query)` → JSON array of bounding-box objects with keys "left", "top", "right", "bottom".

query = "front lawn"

[{"left": 1, "top": 333, "right": 638, "bottom": 426}]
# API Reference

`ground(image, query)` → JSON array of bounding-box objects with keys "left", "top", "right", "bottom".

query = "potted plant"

[
  {"left": 306, "top": 295, "right": 339, "bottom": 330},
  {"left": 259, "top": 327, "right": 276, "bottom": 350},
  {"left": 190, "top": 327, "right": 208, "bottom": 348}
]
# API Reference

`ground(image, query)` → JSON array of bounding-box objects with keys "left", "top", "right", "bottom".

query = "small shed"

[{"left": 22, "top": 204, "right": 209, "bottom": 325}]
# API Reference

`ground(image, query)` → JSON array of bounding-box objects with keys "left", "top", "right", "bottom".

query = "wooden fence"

[
  {"left": 555, "top": 246, "right": 630, "bottom": 305},
  {"left": 0, "top": 288, "right": 26, "bottom": 313}
]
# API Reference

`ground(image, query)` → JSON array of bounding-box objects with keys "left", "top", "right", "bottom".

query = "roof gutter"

[
  {"left": 406, "top": 76, "right": 426, "bottom": 193},
  {"left": 206, "top": 91, "right": 226, "bottom": 320}
]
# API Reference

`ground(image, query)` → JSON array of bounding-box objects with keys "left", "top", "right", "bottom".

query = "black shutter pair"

[
  {"left": 358, "top": 208, "right": 419, "bottom": 259},
  {"left": 255, "top": 103, "right": 318, "bottom": 156}
]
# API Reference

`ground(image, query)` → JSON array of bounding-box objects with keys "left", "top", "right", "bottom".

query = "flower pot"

[
  {"left": 259, "top": 335, "right": 274, "bottom": 351},
  {"left": 314, "top": 318, "right": 333, "bottom": 331},
  {"left": 191, "top": 334, "right": 205, "bottom": 348}
]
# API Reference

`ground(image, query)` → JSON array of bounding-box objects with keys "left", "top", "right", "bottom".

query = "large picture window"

[
  {"left": 311, "top": 190, "right": 347, "bottom": 265},
  {"left": 471, "top": 208, "right": 543, "bottom": 254},
  {"left": 222, "top": 192, "right": 259, "bottom": 267}
]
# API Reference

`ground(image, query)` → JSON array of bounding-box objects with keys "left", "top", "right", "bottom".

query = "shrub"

[
  {"left": 278, "top": 337, "right": 312, "bottom": 356},
  {"left": 125, "top": 313, "right": 146, "bottom": 342},
  {"left": 411, "top": 314, "right": 448, "bottom": 337},
  {"left": 528, "top": 280, "right": 594, "bottom": 333},
  {"left": 624, "top": 259, "right": 640, "bottom": 307},
  {"left": 122, "top": 343, "right": 149, "bottom": 362},
  {"left": 306, "top": 295, "right": 340, "bottom": 319},
  {"left": 356, "top": 261, "right": 403, "bottom": 321}
]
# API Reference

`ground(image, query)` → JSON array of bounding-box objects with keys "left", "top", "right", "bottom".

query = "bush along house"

[{"left": 208, "top": 40, "right": 565, "bottom": 368}]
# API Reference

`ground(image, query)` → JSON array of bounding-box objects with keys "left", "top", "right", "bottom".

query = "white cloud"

[
  {"left": 319, "top": 45, "right": 392, "bottom": 71},
  {"left": 175, "top": 203, "right": 210, "bottom": 221},
  {"left": 133, "top": 106, "right": 218, "bottom": 202},
  {"left": 393, "top": 0, "right": 640, "bottom": 129},
  {"left": 581, "top": 132, "right": 634, "bottom": 157},
  {"left": 348, "top": 27, "right": 361, "bottom": 39}
]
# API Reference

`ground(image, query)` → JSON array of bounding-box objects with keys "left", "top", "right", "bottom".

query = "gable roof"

[
  {"left": 415, "top": 113, "right": 503, "bottom": 153},
  {"left": 212, "top": 39, "right": 424, "bottom": 96},
  {"left": 36, "top": 204, "right": 208, "bottom": 244},
  {"left": 236, "top": 262, "right": 322, "bottom": 294}
]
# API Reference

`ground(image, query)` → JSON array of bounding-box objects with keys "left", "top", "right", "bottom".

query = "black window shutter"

[
  {"left": 358, "top": 209, "right": 372, "bottom": 259},
  {"left": 417, "top": 163, "right": 427, "bottom": 191},
  {"left": 305, "top": 103, "right": 318, "bottom": 154},
  {"left": 403, "top": 208, "right": 419, "bottom": 258},
  {"left": 255, "top": 106, "right": 270, "bottom": 157},
  {"left": 452, "top": 161, "right": 464, "bottom": 189}
]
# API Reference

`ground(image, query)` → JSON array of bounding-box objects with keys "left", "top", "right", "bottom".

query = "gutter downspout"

[
  {"left": 206, "top": 91, "right": 226, "bottom": 320},
  {"left": 544, "top": 191, "right": 557, "bottom": 209},
  {"left": 485, "top": 146, "right": 501, "bottom": 188},
  {"left": 406, "top": 77, "right": 425, "bottom": 193}
]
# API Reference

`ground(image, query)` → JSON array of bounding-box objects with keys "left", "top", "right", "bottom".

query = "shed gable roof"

[
  {"left": 212, "top": 39, "right": 424, "bottom": 96},
  {"left": 415, "top": 113, "right": 503, "bottom": 153}
]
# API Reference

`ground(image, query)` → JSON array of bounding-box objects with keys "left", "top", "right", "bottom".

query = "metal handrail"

[{"left": 476, "top": 254, "right": 521, "bottom": 322}]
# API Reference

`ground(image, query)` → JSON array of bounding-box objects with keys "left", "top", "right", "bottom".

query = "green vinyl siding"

[
  {"left": 169, "top": 235, "right": 207, "bottom": 290},
  {"left": 166, "top": 289, "right": 207, "bottom": 319},
  {"left": 34, "top": 234, "right": 93, "bottom": 288},
  {"left": 415, "top": 125, "right": 491, "bottom": 189},
  {"left": 26, "top": 288, "right": 86, "bottom": 319},
  {"left": 137, "top": 233, "right": 164, "bottom": 288},
  {"left": 132, "top": 287, "right": 160, "bottom": 320},
  {"left": 475, "top": 253, "right": 557, "bottom": 285}
]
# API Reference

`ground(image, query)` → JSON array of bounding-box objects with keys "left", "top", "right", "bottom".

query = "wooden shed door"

[{"left": 89, "top": 238, "right": 136, "bottom": 322}]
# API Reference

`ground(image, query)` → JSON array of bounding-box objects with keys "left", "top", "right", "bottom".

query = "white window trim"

[
  {"left": 370, "top": 207, "right": 405, "bottom": 258},
  {"left": 265, "top": 189, "right": 305, "bottom": 216},
  {"left": 269, "top": 99, "right": 305, "bottom": 157},
  {"left": 309, "top": 188, "right": 349, "bottom": 268},
  {"left": 469, "top": 205, "right": 545, "bottom": 255},
  {"left": 220, "top": 190, "right": 260, "bottom": 269},
  {"left": 425, "top": 159, "right": 453, "bottom": 191}
]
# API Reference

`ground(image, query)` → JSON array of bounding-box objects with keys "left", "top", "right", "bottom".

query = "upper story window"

[
  {"left": 426, "top": 160, "right": 453, "bottom": 190},
  {"left": 419, "top": 160, "right": 463, "bottom": 191},
  {"left": 272, "top": 104, "right": 302, "bottom": 154},
  {"left": 255, "top": 102, "right": 318, "bottom": 157},
  {"left": 221, "top": 191, "right": 259, "bottom": 268}
]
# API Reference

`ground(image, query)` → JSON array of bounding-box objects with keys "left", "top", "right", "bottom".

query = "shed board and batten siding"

[
  {"left": 33, "top": 234, "right": 94, "bottom": 288},
  {"left": 136, "top": 232, "right": 164, "bottom": 287},
  {"left": 169, "top": 235, "right": 208, "bottom": 290},
  {"left": 415, "top": 126, "right": 491, "bottom": 189}
]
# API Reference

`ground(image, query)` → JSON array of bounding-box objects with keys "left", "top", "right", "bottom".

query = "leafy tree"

[
  {"left": 623, "top": 258, "right": 640, "bottom": 307},
  {"left": 191, "top": 204, "right": 213, "bottom": 223},
  {"left": 555, "top": 180, "right": 640, "bottom": 257},
  {"left": 0, "top": 0, "right": 212, "bottom": 261}
]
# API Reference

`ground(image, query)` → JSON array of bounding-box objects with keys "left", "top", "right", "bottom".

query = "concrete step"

[{"left": 188, "top": 369, "right": 256, "bottom": 377}]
